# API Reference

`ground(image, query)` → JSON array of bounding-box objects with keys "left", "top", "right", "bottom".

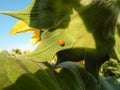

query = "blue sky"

[{"left": 0, "top": 0, "right": 36, "bottom": 52}]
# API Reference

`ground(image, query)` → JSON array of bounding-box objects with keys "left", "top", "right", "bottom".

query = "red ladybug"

[{"left": 58, "top": 39, "right": 65, "bottom": 46}]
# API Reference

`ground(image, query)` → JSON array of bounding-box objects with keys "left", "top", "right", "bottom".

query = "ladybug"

[{"left": 58, "top": 39, "right": 65, "bottom": 46}]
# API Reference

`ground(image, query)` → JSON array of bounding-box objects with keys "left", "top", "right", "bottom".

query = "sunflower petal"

[
  {"left": 10, "top": 20, "right": 41, "bottom": 45},
  {"left": 30, "top": 29, "right": 41, "bottom": 45},
  {"left": 9, "top": 20, "right": 34, "bottom": 36}
]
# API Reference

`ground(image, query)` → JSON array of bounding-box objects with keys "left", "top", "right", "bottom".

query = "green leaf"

[
  {"left": 0, "top": 0, "right": 74, "bottom": 30},
  {"left": 20, "top": 9, "right": 95, "bottom": 61},
  {"left": 0, "top": 54, "right": 58, "bottom": 90},
  {"left": 0, "top": 54, "right": 87, "bottom": 90},
  {"left": 110, "top": 27, "right": 120, "bottom": 61},
  {"left": 0, "top": 55, "right": 19, "bottom": 90},
  {"left": 78, "top": 67, "right": 100, "bottom": 90},
  {"left": 4, "top": 58, "right": 48, "bottom": 90},
  {"left": 1, "top": 54, "right": 120, "bottom": 90},
  {"left": 20, "top": 61, "right": 61, "bottom": 90},
  {"left": 100, "top": 76, "right": 120, "bottom": 90},
  {"left": 56, "top": 62, "right": 85, "bottom": 90}
]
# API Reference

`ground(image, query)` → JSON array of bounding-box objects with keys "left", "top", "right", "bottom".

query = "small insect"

[{"left": 58, "top": 39, "right": 65, "bottom": 46}]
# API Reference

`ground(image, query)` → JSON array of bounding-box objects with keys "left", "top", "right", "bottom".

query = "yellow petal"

[
  {"left": 9, "top": 20, "right": 41, "bottom": 45},
  {"left": 30, "top": 28, "right": 41, "bottom": 45},
  {"left": 9, "top": 20, "right": 34, "bottom": 36}
]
